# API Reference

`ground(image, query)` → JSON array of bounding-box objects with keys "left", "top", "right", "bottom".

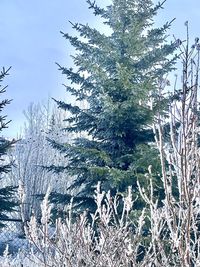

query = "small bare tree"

[
  {"left": 8, "top": 101, "right": 72, "bottom": 222},
  {"left": 149, "top": 24, "right": 200, "bottom": 265}
]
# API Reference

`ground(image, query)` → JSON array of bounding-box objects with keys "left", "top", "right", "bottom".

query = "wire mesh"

[{"left": 0, "top": 218, "right": 26, "bottom": 255}]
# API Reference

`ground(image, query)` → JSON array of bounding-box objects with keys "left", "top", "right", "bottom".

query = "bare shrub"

[{"left": 24, "top": 184, "right": 151, "bottom": 267}]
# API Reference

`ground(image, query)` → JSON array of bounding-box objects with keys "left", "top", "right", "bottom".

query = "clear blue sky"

[{"left": 0, "top": 0, "right": 199, "bottom": 137}]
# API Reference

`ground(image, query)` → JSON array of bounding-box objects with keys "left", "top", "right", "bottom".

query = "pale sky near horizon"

[{"left": 0, "top": 0, "right": 199, "bottom": 137}]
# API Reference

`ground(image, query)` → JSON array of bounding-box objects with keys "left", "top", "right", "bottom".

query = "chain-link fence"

[{"left": 0, "top": 218, "right": 28, "bottom": 255}]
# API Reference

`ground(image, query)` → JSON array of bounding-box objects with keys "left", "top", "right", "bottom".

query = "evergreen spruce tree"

[
  {"left": 0, "top": 67, "right": 17, "bottom": 226},
  {"left": 50, "top": 0, "right": 178, "bottom": 212}
]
